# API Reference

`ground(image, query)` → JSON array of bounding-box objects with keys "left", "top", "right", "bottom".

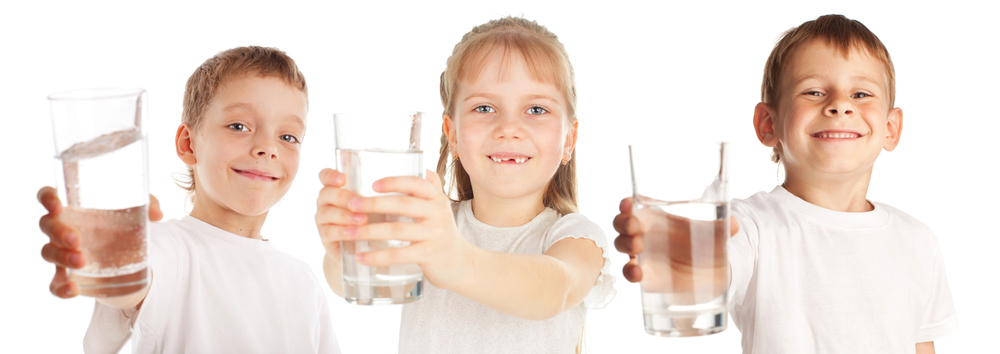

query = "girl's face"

[{"left": 445, "top": 50, "right": 577, "bottom": 204}]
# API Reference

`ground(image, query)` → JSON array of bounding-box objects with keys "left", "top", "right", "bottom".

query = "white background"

[{"left": 2, "top": 1, "right": 997, "bottom": 353}]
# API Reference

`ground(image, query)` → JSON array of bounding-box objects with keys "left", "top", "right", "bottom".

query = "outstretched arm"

[
  {"left": 916, "top": 342, "right": 934, "bottom": 354},
  {"left": 315, "top": 169, "right": 604, "bottom": 320}
]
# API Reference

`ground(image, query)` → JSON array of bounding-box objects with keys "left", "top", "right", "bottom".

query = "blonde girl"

[{"left": 316, "top": 17, "right": 614, "bottom": 353}]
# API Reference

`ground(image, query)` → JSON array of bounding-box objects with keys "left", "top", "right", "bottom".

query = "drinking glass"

[
  {"left": 629, "top": 142, "right": 730, "bottom": 336},
  {"left": 48, "top": 88, "right": 149, "bottom": 298},
  {"left": 334, "top": 111, "right": 424, "bottom": 305}
]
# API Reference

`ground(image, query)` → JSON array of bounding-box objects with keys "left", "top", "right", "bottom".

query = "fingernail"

[
  {"left": 333, "top": 173, "right": 344, "bottom": 184},
  {"left": 65, "top": 233, "right": 78, "bottom": 247},
  {"left": 352, "top": 213, "right": 365, "bottom": 224},
  {"left": 354, "top": 253, "right": 365, "bottom": 262},
  {"left": 344, "top": 226, "right": 356, "bottom": 238},
  {"left": 348, "top": 197, "right": 362, "bottom": 210},
  {"left": 69, "top": 253, "right": 82, "bottom": 267},
  {"left": 372, "top": 181, "right": 382, "bottom": 191}
]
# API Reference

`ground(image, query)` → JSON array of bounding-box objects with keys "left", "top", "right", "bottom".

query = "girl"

[{"left": 316, "top": 17, "right": 614, "bottom": 353}]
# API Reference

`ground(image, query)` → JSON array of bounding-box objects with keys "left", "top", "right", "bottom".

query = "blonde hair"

[
  {"left": 436, "top": 16, "right": 579, "bottom": 215},
  {"left": 761, "top": 14, "right": 895, "bottom": 162},
  {"left": 175, "top": 46, "right": 308, "bottom": 193}
]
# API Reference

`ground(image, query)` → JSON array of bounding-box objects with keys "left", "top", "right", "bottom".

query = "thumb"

[
  {"left": 425, "top": 169, "right": 443, "bottom": 192},
  {"left": 729, "top": 215, "right": 740, "bottom": 237},
  {"left": 149, "top": 194, "right": 164, "bottom": 221}
]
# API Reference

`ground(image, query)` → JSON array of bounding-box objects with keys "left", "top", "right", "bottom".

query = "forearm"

[
  {"left": 447, "top": 247, "right": 585, "bottom": 320},
  {"left": 323, "top": 252, "right": 344, "bottom": 297}
]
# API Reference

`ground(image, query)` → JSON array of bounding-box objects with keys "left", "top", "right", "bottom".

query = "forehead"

[
  {"left": 211, "top": 75, "right": 307, "bottom": 126},
  {"left": 784, "top": 40, "right": 889, "bottom": 86},
  {"left": 459, "top": 46, "right": 564, "bottom": 90}
]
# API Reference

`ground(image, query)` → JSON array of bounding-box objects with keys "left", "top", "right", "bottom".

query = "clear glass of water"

[
  {"left": 48, "top": 88, "right": 149, "bottom": 298},
  {"left": 629, "top": 142, "right": 730, "bottom": 337},
  {"left": 334, "top": 111, "right": 425, "bottom": 305}
]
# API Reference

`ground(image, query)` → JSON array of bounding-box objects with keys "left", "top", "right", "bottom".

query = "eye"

[
  {"left": 852, "top": 92, "right": 872, "bottom": 99},
  {"left": 228, "top": 123, "right": 249, "bottom": 132},
  {"left": 526, "top": 106, "right": 548, "bottom": 115},
  {"left": 280, "top": 134, "right": 300, "bottom": 144},
  {"left": 804, "top": 91, "right": 823, "bottom": 97},
  {"left": 474, "top": 105, "right": 495, "bottom": 114}
]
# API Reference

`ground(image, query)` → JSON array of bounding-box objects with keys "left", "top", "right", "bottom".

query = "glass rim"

[
  {"left": 333, "top": 111, "right": 425, "bottom": 119},
  {"left": 47, "top": 87, "right": 146, "bottom": 101}
]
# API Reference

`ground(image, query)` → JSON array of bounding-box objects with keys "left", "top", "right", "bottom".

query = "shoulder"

[
  {"left": 542, "top": 212, "right": 607, "bottom": 250},
  {"left": 873, "top": 202, "right": 940, "bottom": 246}
]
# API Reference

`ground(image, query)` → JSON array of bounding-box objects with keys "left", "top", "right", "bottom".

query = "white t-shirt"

[
  {"left": 398, "top": 200, "right": 616, "bottom": 354},
  {"left": 728, "top": 186, "right": 958, "bottom": 353},
  {"left": 82, "top": 216, "right": 340, "bottom": 354}
]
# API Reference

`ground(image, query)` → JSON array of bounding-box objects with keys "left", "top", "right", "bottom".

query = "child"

[
  {"left": 613, "top": 15, "right": 957, "bottom": 353},
  {"left": 315, "top": 17, "right": 615, "bottom": 353},
  {"left": 37, "top": 46, "right": 340, "bottom": 353}
]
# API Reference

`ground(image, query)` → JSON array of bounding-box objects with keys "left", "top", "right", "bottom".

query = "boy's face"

[
  {"left": 181, "top": 75, "right": 307, "bottom": 216},
  {"left": 756, "top": 39, "right": 902, "bottom": 179}
]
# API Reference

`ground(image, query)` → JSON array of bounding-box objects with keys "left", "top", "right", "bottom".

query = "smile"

[
  {"left": 233, "top": 168, "right": 279, "bottom": 181},
  {"left": 487, "top": 154, "right": 530, "bottom": 164},
  {"left": 812, "top": 131, "right": 861, "bottom": 139}
]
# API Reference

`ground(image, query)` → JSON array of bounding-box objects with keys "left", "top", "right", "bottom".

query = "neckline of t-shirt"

[
  {"left": 767, "top": 185, "right": 890, "bottom": 229},
  {"left": 179, "top": 215, "right": 279, "bottom": 254},
  {"left": 458, "top": 199, "right": 558, "bottom": 232}
]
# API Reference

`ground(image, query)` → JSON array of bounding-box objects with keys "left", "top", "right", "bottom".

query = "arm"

[
  {"left": 916, "top": 341, "right": 934, "bottom": 354},
  {"left": 315, "top": 169, "right": 604, "bottom": 320}
]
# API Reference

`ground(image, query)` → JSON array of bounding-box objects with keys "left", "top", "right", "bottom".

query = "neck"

[
  {"left": 782, "top": 166, "right": 875, "bottom": 212},
  {"left": 468, "top": 188, "right": 547, "bottom": 227},
  {"left": 189, "top": 197, "right": 268, "bottom": 239}
]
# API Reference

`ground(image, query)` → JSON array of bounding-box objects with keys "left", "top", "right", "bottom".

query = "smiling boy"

[
  {"left": 614, "top": 15, "right": 958, "bottom": 353},
  {"left": 37, "top": 46, "right": 340, "bottom": 353}
]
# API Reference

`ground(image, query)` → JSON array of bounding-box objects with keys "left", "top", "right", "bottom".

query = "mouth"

[
  {"left": 486, "top": 153, "right": 531, "bottom": 164},
  {"left": 812, "top": 131, "right": 862, "bottom": 139},
  {"left": 233, "top": 168, "right": 279, "bottom": 181}
]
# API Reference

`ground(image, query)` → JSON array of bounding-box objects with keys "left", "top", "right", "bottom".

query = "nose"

[
  {"left": 254, "top": 135, "right": 278, "bottom": 160},
  {"left": 495, "top": 110, "right": 523, "bottom": 140},
  {"left": 824, "top": 93, "right": 854, "bottom": 116}
]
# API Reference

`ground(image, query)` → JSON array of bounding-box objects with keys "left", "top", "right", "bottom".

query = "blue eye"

[
  {"left": 280, "top": 135, "right": 299, "bottom": 143},
  {"left": 805, "top": 91, "right": 823, "bottom": 97},
  {"left": 526, "top": 106, "right": 547, "bottom": 115},
  {"left": 475, "top": 105, "right": 495, "bottom": 114},
  {"left": 853, "top": 92, "right": 872, "bottom": 99},
  {"left": 228, "top": 123, "right": 249, "bottom": 132}
]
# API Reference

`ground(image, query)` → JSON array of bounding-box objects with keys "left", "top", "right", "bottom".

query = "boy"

[
  {"left": 37, "top": 46, "right": 340, "bottom": 353},
  {"left": 613, "top": 15, "right": 957, "bottom": 353}
]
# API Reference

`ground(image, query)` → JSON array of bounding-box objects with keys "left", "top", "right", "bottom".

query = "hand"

[
  {"left": 612, "top": 196, "right": 739, "bottom": 283},
  {"left": 37, "top": 186, "right": 162, "bottom": 298},
  {"left": 316, "top": 169, "right": 472, "bottom": 291}
]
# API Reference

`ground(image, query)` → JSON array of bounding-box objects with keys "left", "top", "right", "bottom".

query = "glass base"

[
  {"left": 69, "top": 268, "right": 148, "bottom": 298},
  {"left": 343, "top": 279, "right": 423, "bottom": 305},
  {"left": 644, "top": 311, "right": 727, "bottom": 337}
]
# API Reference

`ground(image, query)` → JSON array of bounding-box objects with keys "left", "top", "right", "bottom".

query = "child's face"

[
  {"left": 184, "top": 75, "right": 307, "bottom": 216},
  {"left": 445, "top": 51, "right": 576, "bottom": 203},
  {"left": 761, "top": 40, "right": 902, "bottom": 179}
]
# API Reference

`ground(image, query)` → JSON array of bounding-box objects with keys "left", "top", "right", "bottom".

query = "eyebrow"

[
  {"left": 462, "top": 93, "right": 561, "bottom": 104},
  {"left": 794, "top": 74, "right": 884, "bottom": 87}
]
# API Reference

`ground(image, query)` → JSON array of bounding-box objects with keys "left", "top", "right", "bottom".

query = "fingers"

[
  {"left": 372, "top": 175, "right": 439, "bottom": 200},
  {"left": 349, "top": 222, "right": 430, "bottom": 242},
  {"left": 353, "top": 242, "right": 423, "bottom": 267},
  {"left": 37, "top": 186, "right": 61, "bottom": 215},
  {"left": 614, "top": 234, "right": 643, "bottom": 255},
  {"left": 612, "top": 212, "right": 642, "bottom": 236},
  {"left": 622, "top": 256, "right": 643, "bottom": 283},
  {"left": 316, "top": 185, "right": 360, "bottom": 209},
  {"left": 41, "top": 243, "right": 85, "bottom": 269},
  {"left": 149, "top": 194, "right": 163, "bottom": 221},
  {"left": 49, "top": 266, "right": 78, "bottom": 298},
  {"left": 730, "top": 215, "right": 740, "bottom": 236},
  {"left": 318, "top": 168, "right": 346, "bottom": 187},
  {"left": 348, "top": 194, "right": 434, "bottom": 219},
  {"left": 39, "top": 214, "right": 80, "bottom": 249},
  {"left": 618, "top": 197, "right": 634, "bottom": 214}
]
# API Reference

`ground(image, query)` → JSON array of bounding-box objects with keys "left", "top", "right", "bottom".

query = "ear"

[
  {"left": 883, "top": 107, "right": 903, "bottom": 151},
  {"left": 753, "top": 102, "right": 779, "bottom": 147},
  {"left": 563, "top": 119, "right": 579, "bottom": 161},
  {"left": 175, "top": 123, "right": 198, "bottom": 166},
  {"left": 443, "top": 114, "right": 458, "bottom": 158}
]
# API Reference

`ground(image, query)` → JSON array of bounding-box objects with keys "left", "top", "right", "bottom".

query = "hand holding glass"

[{"left": 629, "top": 142, "right": 730, "bottom": 337}]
